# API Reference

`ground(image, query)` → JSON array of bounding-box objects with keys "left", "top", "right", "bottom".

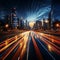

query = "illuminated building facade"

[{"left": 10, "top": 8, "right": 18, "bottom": 29}]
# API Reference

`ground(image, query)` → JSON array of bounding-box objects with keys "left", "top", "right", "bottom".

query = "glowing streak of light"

[
  {"left": 48, "top": 45, "right": 52, "bottom": 51},
  {"left": 26, "top": 36, "right": 31, "bottom": 60},
  {"left": 15, "top": 36, "right": 17, "bottom": 40},
  {"left": 40, "top": 33, "right": 60, "bottom": 45},
  {"left": 0, "top": 37, "right": 24, "bottom": 60},
  {"left": 51, "top": 39, "right": 54, "bottom": 43},
  {"left": 45, "top": 34, "right": 60, "bottom": 44},
  {"left": 0, "top": 35, "right": 22, "bottom": 52},
  {"left": 26, "top": 6, "right": 51, "bottom": 21},
  {"left": 34, "top": 32, "right": 55, "bottom": 60},
  {"left": 39, "top": 34, "right": 60, "bottom": 55},
  {"left": 37, "top": 6, "right": 50, "bottom": 15},
  {"left": 19, "top": 42, "right": 27, "bottom": 60},
  {"left": 12, "top": 41, "right": 24, "bottom": 60},
  {"left": 19, "top": 32, "right": 30, "bottom": 60},
  {"left": 0, "top": 31, "right": 30, "bottom": 60},
  {"left": 5, "top": 41, "right": 8, "bottom": 45},
  {"left": 36, "top": 38, "right": 55, "bottom": 60},
  {"left": 31, "top": 34, "right": 43, "bottom": 60},
  {"left": 40, "top": 33, "right": 44, "bottom": 36},
  {"left": 35, "top": 32, "right": 60, "bottom": 55},
  {"left": 0, "top": 33, "right": 23, "bottom": 48}
]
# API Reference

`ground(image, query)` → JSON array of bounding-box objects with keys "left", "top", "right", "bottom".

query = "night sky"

[{"left": 0, "top": 0, "right": 60, "bottom": 21}]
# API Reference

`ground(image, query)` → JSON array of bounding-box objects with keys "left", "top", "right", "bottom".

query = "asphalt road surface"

[{"left": 0, "top": 31, "right": 60, "bottom": 60}]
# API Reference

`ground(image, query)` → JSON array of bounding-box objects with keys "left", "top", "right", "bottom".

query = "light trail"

[
  {"left": 0, "top": 31, "right": 60, "bottom": 60},
  {"left": 0, "top": 36, "right": 22, "bottom": 52},
  {"left": 19, "top": 32, "right": 30, "bottom": 60},
  {"left": 35, "top": 32, "right": 60, "bottom": 47},
  {"left": 35, "top": 32, "right": 60, "bottom": 55},
  {"left": 0, "top": 34, "right": 23, "bottom": 48},
  {"left": 38, "top": 33, "right": 60, "bottom": 50},
  {"left": 12, "top": 40, "right": 24, "bottom": 60},
  {"left": 42, "top": 33, "right": 60, "bottom": 44},
  {"left": 31, "top": 33, "right": 43, "bottom": 60},
  {"left": 0, "top": 31, "right": 29, "bottom": 51},
  {"left": 35, "top": 37, "right": 55, "bottom": 60},
  {"left": 0, "top": 37, "right": 24, "bottom": 60},
  {"left": 0, "top": 31, "right": 30, "bottom": 60},
  {"left": 34, "top": 32, "right": 55, "bottom": 60}
]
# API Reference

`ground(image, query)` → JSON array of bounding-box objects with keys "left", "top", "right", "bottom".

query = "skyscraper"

[
  {"left": 19, "top": 17, "right": 24, "bottom": 29},
  {"left": 10, "top": 8, "right": 18, "bottom": 29},
  {"left": 34, "top": 20, "right": 42, "bottom": 30}
]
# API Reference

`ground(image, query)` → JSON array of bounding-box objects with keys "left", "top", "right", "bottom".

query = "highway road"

[{"left": 0, "top": 31, "right": 60, "bottom": 60}]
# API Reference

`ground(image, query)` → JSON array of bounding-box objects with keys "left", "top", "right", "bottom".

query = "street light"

[
  {"left": 45, "top": 20, "right": 49, "bottom": 23},
  {"left": 5, "top": 24, "right": 9, "bottom": 28},
  {"left": 56, "top": 23, "right": 60, "bottom": 27}
]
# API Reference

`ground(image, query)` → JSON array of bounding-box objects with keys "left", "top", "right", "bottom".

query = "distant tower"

[
  {"left": 43, "top": 18, "right": 46, "bottom": 30},
  {"left": 26, "top": 20, "right": 28, "bottom": 27},
  {"left": 48, "top": 2, "right": 54, "bottom": 30},
  {"left": 10, "top": 8, "right": 18, "bottom": 29},
  {"left": 25, "top": 20, "right": 28, "bottom": 29},
  {"left": 48, "top": 10, "right": 52, "bottom": 29},
  {"left": 19, "top": 17, "right": 24, "bottom": 29},
  {"left": 47, "top": 0, "right": 54, "bottom": 30},
  {"left": 51, "top": 0, "right": 55, "bottom": 28}
]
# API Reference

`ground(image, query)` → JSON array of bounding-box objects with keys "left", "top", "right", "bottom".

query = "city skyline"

[
  {"left": 0, "top": 0, "right": 60, "bottom": 60},
  {"left": 0, "top": 0, "right": 60, "bottom": 22}
]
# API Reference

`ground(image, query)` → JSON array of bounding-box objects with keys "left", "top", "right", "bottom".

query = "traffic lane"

[
  {"left": 21, "top": 32, "right": 32, "bottom": 60},
  {"left": 38, "top": 33, "right": 60, "bottom": 44},
  {"left": 0, "top": 34, "right": 24, "bottom": 53},
  {"left": 34, "top": 33, "right": 60, "bottom": 60},
  {"left": 0, "top": 31, "right": 30, "bottom": 60},
  {"left": 0, "top": 36, "right": 24, "bottom": 60},
  {"left": 34, "top": 32, "right": 60, "bottom": 54},
  {"left": 0, "top": 33, "right": 24, "bottom": 49},
  {"left": 35, "top": 32, "right": 60, "bottom": 41},
  {"left": 31, "top": 32, "right": 55, "bottom": 60},
  {"left": 37, "top": 34, "right": 60, "bottom": 55},
  {"left": 0, "top": 32, "right": 21, "bottom": 43},
  {"left": 34, "top": 37, "right": 55, "bottom": 60},
  {"left": 30, "top": 32, "right": 55, "bottom": 60},
  {"left": 38, "top": 36, "right": 60, "bottom": 60},
  {"left": 0, "top": 30, "right": 28, "bottom": 45},
  {"left": 27, "top": 36, "right": 38, "bottom": 60},
  {"left": 0, "top": 31, "right": 60, "bottom": 60},
  {"left": 16, "top": 31, "right": 30, "bottom": 60},
  {"left": 12, "top": 40, "right": 24, "bottom": 60},
  {"left": 31, "top": 35, "right": 43, "bottom": 60},
  {"left": 5, "top": 44, "right": 20, "bottom": 60},
  {"left": 22, "top": 32, "right": 39, "bottom": 60},
  {"left": 0, "top": 34, "right": 24, "bottom": 52}
]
